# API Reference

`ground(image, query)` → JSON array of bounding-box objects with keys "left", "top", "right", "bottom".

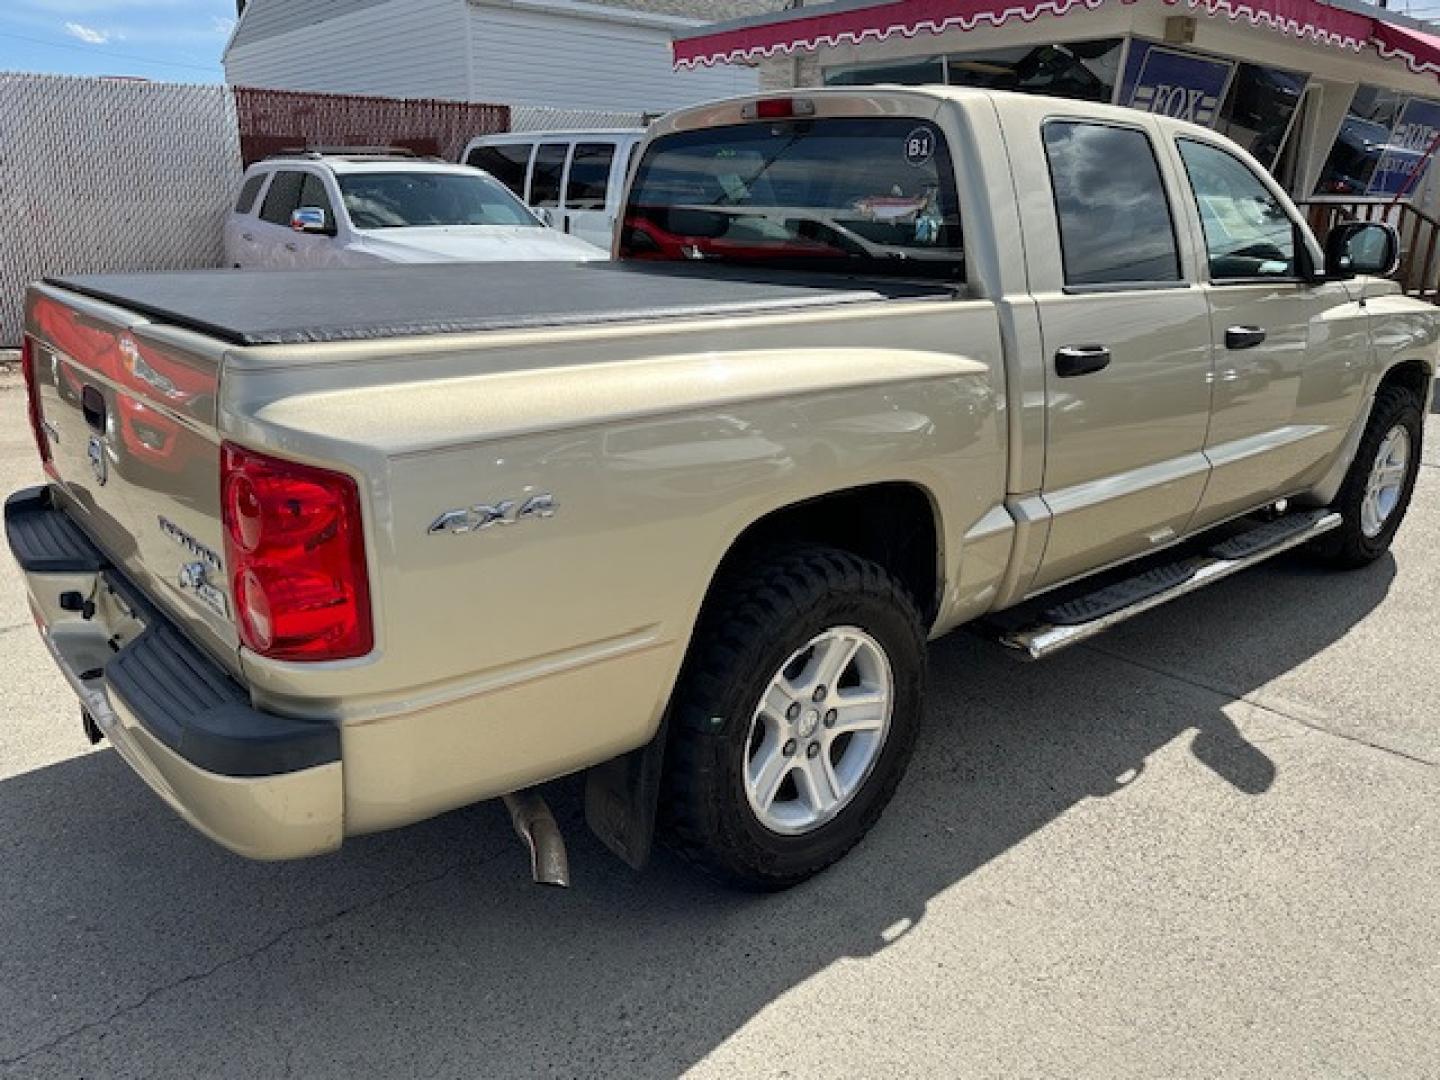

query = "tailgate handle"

[{"left": 81, "top": 386, "right": 106, "bottom": 432}]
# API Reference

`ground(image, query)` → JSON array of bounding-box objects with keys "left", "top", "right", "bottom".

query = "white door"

[
  {"left": 225, "top": 172, "right": 271, "bottom": 268},
  {"left": 250, "top": 169, "right": 340, "bottom": 268}
]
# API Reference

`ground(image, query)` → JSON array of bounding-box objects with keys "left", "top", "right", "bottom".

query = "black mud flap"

[{"left": 584, "top": 721, "right": 667, "bottom": 871}]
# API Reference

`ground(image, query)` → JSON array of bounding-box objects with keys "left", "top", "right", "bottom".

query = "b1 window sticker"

[{"left": 904, "top": 127, "right": 936, "bottom": 167}]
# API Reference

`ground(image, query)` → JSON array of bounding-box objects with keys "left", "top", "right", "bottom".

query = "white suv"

[{"left": 223, "top": 152, "right": 605, "bottom": 269}]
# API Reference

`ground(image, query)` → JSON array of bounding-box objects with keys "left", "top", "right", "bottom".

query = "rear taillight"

[
  {"left": 20, "top": 339, "right": 56, "bottom": 477},
  {"left": 221, "top": 442, "right": 373, "bottom": 662}
]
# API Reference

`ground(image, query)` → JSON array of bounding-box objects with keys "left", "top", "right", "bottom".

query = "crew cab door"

[
  {"left": 1024, "top": 117, "right": 1215, "bottom": 592},
  {"left": 252, "top": 169, "right": 340, "bottom": 268},
  {"left": 1168, "top": 137, "right": 1370, "bottom": 527}
]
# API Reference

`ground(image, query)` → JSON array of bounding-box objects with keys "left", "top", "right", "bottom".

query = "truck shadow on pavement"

[{"left": 0, "top": 554, "right": 1397, "bottom": 1078}]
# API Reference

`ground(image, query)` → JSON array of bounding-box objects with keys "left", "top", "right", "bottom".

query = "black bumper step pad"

[{"left": 4, "top": 486, "right": 108, "bottom": 573}]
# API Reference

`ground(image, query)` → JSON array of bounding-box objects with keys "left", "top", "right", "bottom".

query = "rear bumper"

[{"left": 5, "top": 486, "right": 343, "bottom": 860}]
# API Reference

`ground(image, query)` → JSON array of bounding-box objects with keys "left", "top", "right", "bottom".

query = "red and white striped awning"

[
  {"left": 674, "top": 0, "right": 1377, "bottom": 69},
  {"left": 1373, "top": 20, "right": 1440, "bottom": 75}
]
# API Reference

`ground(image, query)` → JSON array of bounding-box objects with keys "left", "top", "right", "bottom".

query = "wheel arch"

[{"left": 700, "top": 481, "right": 946, "bottom": 632}]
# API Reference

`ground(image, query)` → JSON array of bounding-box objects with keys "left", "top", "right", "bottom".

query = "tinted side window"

[
  {"left": 235, "top": 173, "right": 266, "bottom": 214},
  {"left": 530, "top": 143, "right": 568, "bottom": 207},
  {"left": 299, "top": 173, "right": 335, "bottom": 222},
  {"left": 467, "top": 144, "right": 531, "bottom": 196},
  {"left": 259, "top": 170, "right": 305, "bottom": 226},
  {"left": 565, "top": 143, "right": 616, "bottom": 209},
  {"left": 1042, "top": 121, "right": 1181, "bottom": 286},
  {"left": 1177, "top": 139, "right": 1296, "bottom": 280}
]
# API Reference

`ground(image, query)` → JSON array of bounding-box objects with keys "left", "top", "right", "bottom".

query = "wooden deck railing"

[{"left": 1298, "top": 199, "right": 1440, "bottom": 301}]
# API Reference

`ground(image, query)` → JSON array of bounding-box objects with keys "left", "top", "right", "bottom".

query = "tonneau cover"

[{"left": 48, "top": 262, "right": 956, "bottom": 347}]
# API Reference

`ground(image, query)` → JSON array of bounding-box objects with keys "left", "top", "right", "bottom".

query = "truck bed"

[{"left": 50, "top": 262, "right": 958, "bottom": 347}]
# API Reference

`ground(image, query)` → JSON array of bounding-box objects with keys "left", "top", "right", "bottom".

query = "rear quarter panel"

[{"left": 218, "top": 299, "right": 1008, "bottom": 829}]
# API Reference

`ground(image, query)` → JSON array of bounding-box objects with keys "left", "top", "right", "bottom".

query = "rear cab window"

[
  {"left": 620, "top": 117, "right": 964, "bottom": 280},
  {"left": 1041, "top": 120, "right": 1182, "bottom": 288}
]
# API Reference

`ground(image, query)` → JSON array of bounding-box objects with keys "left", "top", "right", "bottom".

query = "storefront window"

[
  {"left": 824, "top": 57, "right": 945, "bottom": 86},
  {"left": 1314, "top": 87, "right": 1440, "bottom": 197},
  {"left": 1214, "top": 63, "right": 1307, "bottom": 169},
  {"left": 944, "top": 40, "right": 1122, "bottom": 102}
]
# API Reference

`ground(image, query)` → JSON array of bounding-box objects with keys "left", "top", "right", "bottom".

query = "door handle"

[
  {"left": 1055, "top": 344, "right": 1112, "bottom": 378},
  {"left": 1225, "top": 325, "right": 1267, "bottom": 350}
]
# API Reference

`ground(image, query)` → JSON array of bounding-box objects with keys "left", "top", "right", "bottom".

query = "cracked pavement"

[{"left": 0, "top": 372, "right": 1436, "bottom": 1079}]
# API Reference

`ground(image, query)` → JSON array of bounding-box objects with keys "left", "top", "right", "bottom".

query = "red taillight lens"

[
  {"left": 221, "top": 442, "right": 373, "bottom": 662},
  {"left": 20, "top": 339, "right": 56, "bottom": 476}
]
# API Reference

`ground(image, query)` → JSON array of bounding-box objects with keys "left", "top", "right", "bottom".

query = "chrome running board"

[{"left": 999, "top": 509, "right": 1342, "bottom": 661}]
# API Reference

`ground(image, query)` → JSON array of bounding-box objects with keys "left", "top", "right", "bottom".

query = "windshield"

[
  {"left": 621, "top": 117, "right": 964, "bottom": 279},
  {"left": 338, "top": 171, "right": 540, "bottom": 230}
]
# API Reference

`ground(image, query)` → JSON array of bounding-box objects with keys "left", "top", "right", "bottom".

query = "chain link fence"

[
  {"left": 0, "top": 74, "right": 518, "bottom": 345},
  {"left": 0, "top": 73, "right": 242, "bottom": 345}
]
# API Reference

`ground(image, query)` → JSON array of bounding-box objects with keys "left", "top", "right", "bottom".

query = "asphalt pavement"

[{"left": 0, "top": 369, "right": 1436, "bottom": 1079}]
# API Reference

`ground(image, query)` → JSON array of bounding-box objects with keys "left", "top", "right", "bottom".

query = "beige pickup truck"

[{"left": 8, "top": 88, "right": 1435, "bottom": 890}]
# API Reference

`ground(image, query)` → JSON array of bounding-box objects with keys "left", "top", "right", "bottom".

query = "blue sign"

[
  {"left": 1367, "top": 97, "right": 1440, "bottom": 197},
  {"left": 1122, "top": 43, "right": 1234, "bottom": 127}
]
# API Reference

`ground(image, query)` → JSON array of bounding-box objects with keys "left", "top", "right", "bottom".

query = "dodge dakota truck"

[{"left": 8, "top": 88, "right": 1434, "bottom": 890}]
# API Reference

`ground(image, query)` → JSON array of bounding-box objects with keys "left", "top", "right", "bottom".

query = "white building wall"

[
  {"left": 224, "top": 0, "right": 471, "bottom": 100},
  {"left": 467, "top": 2, "right": 759, "bottom": 112}
]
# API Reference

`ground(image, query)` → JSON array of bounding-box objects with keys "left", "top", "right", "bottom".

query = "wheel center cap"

[{"left": 798, "top": 709, "right": 820, "bottom": 739}]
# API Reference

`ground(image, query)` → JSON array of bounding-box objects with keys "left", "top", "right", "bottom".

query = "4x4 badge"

[{"left": 429, "top": 493, "right": 557, "bottom": 536}]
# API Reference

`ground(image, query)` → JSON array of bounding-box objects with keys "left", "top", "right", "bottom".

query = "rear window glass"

[
  {"left": 530, "top": 143, "right": 568, "bottom": 207},
  {"left": 467, "top": 144, "right": 531, "bottom": 197},
  {"left": 621, "top": 117, "right": 963, "bottom": 279},
  {"left": 566, "top": 143, "right": 616, "bottom": 210},
  {"left": 235, "top": 173, "right": 266, "bottom": 214}
]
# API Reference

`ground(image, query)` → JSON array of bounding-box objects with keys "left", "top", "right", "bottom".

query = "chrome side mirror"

[
  {"left": 1325, "top": 220, "right": 1400, "bottom": 278},
  {"left": 290, "top": 206, "right": 333, "bottom": 235},
  {"left": 534, "top": 207, "right": 555, "bottom": 228}
]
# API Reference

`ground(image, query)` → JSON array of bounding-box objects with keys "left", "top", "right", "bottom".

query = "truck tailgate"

[{"left": 25, "top": 285, "right": 239, "bottom": 670}]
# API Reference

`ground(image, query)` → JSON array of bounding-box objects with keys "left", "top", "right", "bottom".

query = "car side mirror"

[
  {"left": 290, "top": 207, "right": 334, "bottom": 236},
  {"left": 1325, "top": 221, "right": 1399, "bottom": 279},
  {"left": 534, "top": 207, "right": 555, "bottom": 227}
]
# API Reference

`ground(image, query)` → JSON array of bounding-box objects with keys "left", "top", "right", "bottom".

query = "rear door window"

[
  {"left": 565, "top": 142, "right": 616, "bottom": 209},
  {"left": 1042, "top": 121, "right": 1182, "bottom": 286},
  {"left": 235, "top": 173, "right": 266, "bottom": 214},
  {"left": 529, "top": 143, "right": 569, "bottom": 207},
  {"left": 258, "top": 170, "right": 305, "bottom": 226},
  {"left": 467, "top": 143, "right": 532, "bottom": 197}
]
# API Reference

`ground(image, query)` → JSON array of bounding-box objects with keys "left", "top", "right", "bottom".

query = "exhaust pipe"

[{"left": 502, "top": 789, "right": 571, "bottom": 887}]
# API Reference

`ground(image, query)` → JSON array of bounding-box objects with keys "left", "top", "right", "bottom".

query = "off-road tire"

[
  {"left": 662, "top": 546, "right": 926, "bottom": 891},
  {"left": 1315, "top": 384, "right": 1423, "bottom": 569}
]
